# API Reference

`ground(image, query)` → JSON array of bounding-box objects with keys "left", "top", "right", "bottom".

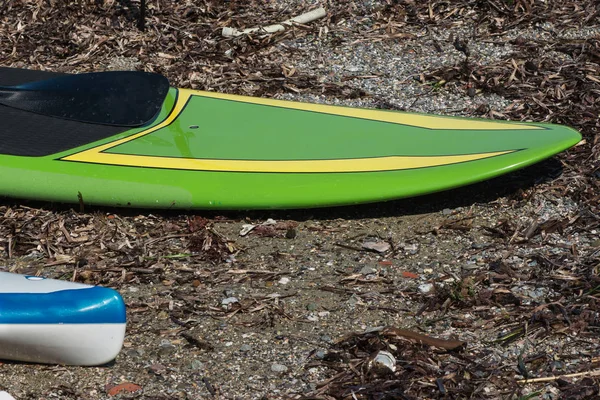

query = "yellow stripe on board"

[
  {"left": 62, "top": 88, "right": 518, "bottom": 172},
  {"left": 192, "top": 89, "right": 542, "bottom": 131},
  {"left": 65, "top": 150, "right": 514, "bottom": 173}
]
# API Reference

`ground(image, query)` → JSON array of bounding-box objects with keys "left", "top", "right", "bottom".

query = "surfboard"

[
  {"left": 0, "top": 67, "right": 581, "bottom": 209},
  {"left": 0, "top": 272, "right": 126, "bottom": 365}
]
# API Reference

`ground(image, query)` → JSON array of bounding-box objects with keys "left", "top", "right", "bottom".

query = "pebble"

[
  {"left": 271, "top": 363, "right": 288, "bottom": 373},
  {"left": 418, "top": 283, "right": 435, "bottom": 294},
  {"left": 124, "top": 348, "right": 144, "bottom": 358},
  {"left": 222, "top": 297, "right": 239, "bottom": 306},
  {"left": 362, "top": 241, "right": 391, "bottom": 253},
  {"left": 320, "top": 335, "right": 332, "bottom": 344},
  {"left": 347, "top": 294, "right": 361, "bottom": 308},
  {"left": 404, "top": 243, "right": 419, "bottom": 254},
  {"left": 359, "top": 266, "right": 378, "bottom": 275},
  {"left": 307, "top": 314, "right": 319, "bottom": 322},
  {"left": 278, "top": 277, "right": 290, "bottom": 285},
  {"left": 158, "top": 340, "right": 177, "bottom": 356},
  {"left": 513, "top": 285, "right": 548, "bottom": 300},
  {"left": 315, "top": 350, "right": 326, "bottom": 359},
  {"left": 190, "top": 360, "right": 204, "bottom": 370},
  {"left": 306, "top": 302, "right": 318, "bottom": 311},
  {"left": 240, "top": 344, "right": 252, "bottom": 352}
]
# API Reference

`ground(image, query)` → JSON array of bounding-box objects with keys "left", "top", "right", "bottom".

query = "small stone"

[
  {"left": 315, "top": 350, "right": 326, "bottom": 359},
  {"left": 157, "top": 310, "right": 169, "bottom": 319},
  {"left": 551, "top": 360, "right": 565, "bottom": 371},
  {"left": 442, "top": 208, "right": 453, "bottom": 215},
  {"left": 404, "top": 243, "right": 419, "bottom": 254},
  {"left": 362, "top": 241, "right": 391, "bottom": 253},
  {"left": 307, "top": 314, "right": 319, "bottom": 322},
  {"left": 271, "top": 363, "right": 288, "bottom": 373},
  {"left": 359, "top": 266, "right": 378, "bottom": 275},
  {"left": 320, "top": 335, "right": 332, "bottom": 344},
  {"left": 306, "top": 302, "right": 318, "bottom": 311},
  {"left": 124, "top": 349, "right": 142, "bottom": 358},
  {"left": 240, "top": 344, "right": 252, "bottom": 352},
  {"left": 190, "top": 359, "right": 204, "bottom": 370},
  {"left": 347, "top": 294, "right": 361, "bottom": 308},
  {"left": 158, "top": 340, "right": 177, "bottom": 356},
  {"left": 285, "top": 228, "right": 297, "bottom": 239},
  {"left": 148, "top": 363, "right": 167, "bottom": 375},
  {"left": 222, "top": 297, "right": 239, "bottom": 306},
  {"left": 418, "top": 283, "right": 434, "bottom": 294},
  {"left": 278, "top": 277, "right": 290, "bottom": 285}
]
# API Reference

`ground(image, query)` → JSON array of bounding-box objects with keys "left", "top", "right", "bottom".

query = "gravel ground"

[{"left": 1, "top": 1, "right": 599, "bottom": 399}]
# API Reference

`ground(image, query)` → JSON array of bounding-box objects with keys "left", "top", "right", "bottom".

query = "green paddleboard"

[{"left": 0, "top": 67, "right": 581, "bottom": 209}]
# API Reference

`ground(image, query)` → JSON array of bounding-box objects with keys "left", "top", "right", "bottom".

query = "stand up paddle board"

[
  {"left": 0, "top": 67, "right": 581, "bottom": 209},
  {"left": 0, "top": 272, "right": 126, "bottom": 365}
]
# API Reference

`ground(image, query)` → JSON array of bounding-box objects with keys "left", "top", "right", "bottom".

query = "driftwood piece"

[{"left": 222, "top": 7, "right": 326, "bottom": 37}]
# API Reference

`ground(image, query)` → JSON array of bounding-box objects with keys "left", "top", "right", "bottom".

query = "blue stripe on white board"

[{"left": 0, "top": 287, "right": 126, "bottom": 324}]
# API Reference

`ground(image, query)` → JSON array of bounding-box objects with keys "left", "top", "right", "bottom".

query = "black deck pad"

[
  {"left": 0, "top": 67, "right": 65, "bottom": 85},
  {"left": 0, "top": 67, "right": 132, "bottom": 157}
]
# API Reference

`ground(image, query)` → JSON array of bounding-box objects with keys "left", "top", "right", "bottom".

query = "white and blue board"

[{"left": 0, "top": 272, "right": 126, "bottom": 365}]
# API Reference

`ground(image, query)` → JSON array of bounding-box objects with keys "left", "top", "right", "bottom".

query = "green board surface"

[{"left": 0, "top": 67, "right": 582, "bottom": 209}]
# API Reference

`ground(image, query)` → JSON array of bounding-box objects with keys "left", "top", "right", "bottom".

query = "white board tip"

[{"left": 0, "top": 391, "right": 16, "bottom": 400}]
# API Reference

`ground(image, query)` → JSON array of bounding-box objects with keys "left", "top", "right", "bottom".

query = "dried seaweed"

[{"left": 1, "top": 1, "right": 600, "bottom": 399}]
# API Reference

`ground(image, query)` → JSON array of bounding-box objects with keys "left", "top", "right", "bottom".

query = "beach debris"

[
  {"left": 106, "top": 382, "right": 142, "bottom": 397},
  {"left": 239, "top": 218, "right": 276, "bottom": 236},
  {"left": 402, "top": 271, "right": 419, "bottom": 279},
  {"left": 383, "top": 327, "right": 466, "bottom": 351},
  {"left": 369, "top": 350, "right": 396, "bottom": 375},
  {"left": 222, "top": 7, "right": 326, "bottom": 38},
  {"left": 239, "top": 219, "right": 298, "bottom": 237},
  {"left": 362, "top": 240, "right": 391, "bottom": 253}
]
